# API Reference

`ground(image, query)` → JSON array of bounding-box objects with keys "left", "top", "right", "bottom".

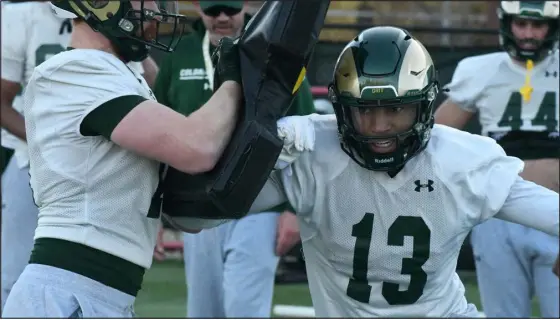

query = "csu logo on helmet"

[{"left": 361, "top": 86, "right": 398, "bottom": 100}]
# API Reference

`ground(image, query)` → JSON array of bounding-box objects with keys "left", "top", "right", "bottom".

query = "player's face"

[
  {"left": 198, "top": 4, "right": 246, "bottom": 44},
  {"left": 510, "top": 17, "right": 550, "bottom": 50},
  {"left": 350, "top": 103, "right": 418, "bottom": 153},
  {"left": 130, "top": 0, "right": 179, "bottom": 41}
]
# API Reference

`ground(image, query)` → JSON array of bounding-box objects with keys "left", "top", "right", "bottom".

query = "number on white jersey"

[
  {"left": 498, "top": 91, "right": 558, "bottom": 131},
  {"left": 347, "top": 213, "right": 431, "bottom": 305},
  {"left": 36, "top": 44, "right": 65, "bottom": 66}
]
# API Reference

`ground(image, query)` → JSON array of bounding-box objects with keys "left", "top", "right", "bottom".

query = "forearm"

[
  {"left": 495, "top": 177, "right": 559, "bottom": 237},
  {"left": 0, "top": 103, "right": 26, "bottom": 141},
  {"left": 184, "top": 81, "right": 241, "bottom": 167},
  {"left": 109, "top": 83, "right": 240, "bottom": 174}
]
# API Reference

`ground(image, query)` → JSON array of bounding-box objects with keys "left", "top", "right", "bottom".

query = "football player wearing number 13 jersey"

[
  {"left": 250, "top": 26, "right": 559, "bottom": 318},
  {"left": 435, "top": 1, "right": 559, "bottom": 317}
]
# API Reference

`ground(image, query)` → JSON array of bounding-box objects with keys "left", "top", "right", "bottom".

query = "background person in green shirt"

[{"left": 153, "top": 1, "right": 316, "bottom": 317}]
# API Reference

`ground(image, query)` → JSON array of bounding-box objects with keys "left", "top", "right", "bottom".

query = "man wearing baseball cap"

[
  {"left": 199, "top": 1, "right": 244, "bottom": 11},
  {"left": 153, "top": 0, "right": 315, "bottom": 317}
]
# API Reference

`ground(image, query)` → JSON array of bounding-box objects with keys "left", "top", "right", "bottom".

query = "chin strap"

[{"left": 519, "top": 59, "right": 534, "bottom": 103}]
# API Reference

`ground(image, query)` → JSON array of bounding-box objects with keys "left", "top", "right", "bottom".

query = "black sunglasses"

[{"left": 203, "top": 6, "right": 242, "bottom": 17}]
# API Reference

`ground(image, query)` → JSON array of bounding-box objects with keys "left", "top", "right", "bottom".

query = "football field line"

[{"left": 272, "top": 304, "right": 487, "bottom": 318}]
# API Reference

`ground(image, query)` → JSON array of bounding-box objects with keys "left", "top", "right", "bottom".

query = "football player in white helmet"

[
  {"left": 0, "top": 0, "right": 159, "bottom": 310},
  {"left": 1, "top": 0, "right": 244, "bottom": 317},
  {"left": 435, "top": 1, "right": 559, "bottom": 317},
  {"left": 250, "top": 26, "right": 559, "bottom": 318}
]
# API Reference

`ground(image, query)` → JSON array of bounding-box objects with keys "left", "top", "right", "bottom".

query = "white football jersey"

[
  {"left": 445, "top": 51, "right": 559, "bottom": 137},
  {"left": 0, "top": 2, "right": 145, "bottom": 168},
  {"left": 23, "top": 49, "right": 159, "bottom": 269},
  {"left": 1, "top": 1, "right": 71, "bottom": 166},
  {"left": 266, "top": 115, "right": 525, "bottom": 317}
]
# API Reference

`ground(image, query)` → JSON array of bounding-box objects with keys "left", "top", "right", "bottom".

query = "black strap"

[{"left": 147, "top": 164, "right": 167, "bottom": 218}]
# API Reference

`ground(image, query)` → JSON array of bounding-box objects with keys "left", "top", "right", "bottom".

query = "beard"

[{"left": 209, "top": 24, "right": 241, "bottom": 45}]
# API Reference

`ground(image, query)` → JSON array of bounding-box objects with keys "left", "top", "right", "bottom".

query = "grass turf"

[{"left": 135, "top": 260, "right": 541, "bottom": 318}]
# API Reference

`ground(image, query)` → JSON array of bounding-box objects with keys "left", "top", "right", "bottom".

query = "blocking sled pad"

[{"left": 160, "top": 0, "right": 331, "bottom": 227}]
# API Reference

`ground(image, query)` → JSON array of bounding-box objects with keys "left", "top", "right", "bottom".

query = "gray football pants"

[
  {"left": 2, "top": 264, "right": 136, "bottom": 317},
  {"left": 470, "top": 158, "right": 559, "bottom": 318},
  {"left": 183, "top": 212, "right": 280, "bottom": 318},
  {"left": 1, "top": 157, "right": 38, "bottom": 310}
]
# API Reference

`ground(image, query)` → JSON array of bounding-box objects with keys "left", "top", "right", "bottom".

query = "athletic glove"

[
  {"left": 275, "top": 115, "right": 317, "bottom": 171},
  {"left": 211, "top": 36, "right": 242, "bottom": 90}
]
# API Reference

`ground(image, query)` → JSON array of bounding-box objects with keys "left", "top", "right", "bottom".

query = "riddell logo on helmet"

[{"left": 374, "top": 157, "right": 394, "bottom": 164}]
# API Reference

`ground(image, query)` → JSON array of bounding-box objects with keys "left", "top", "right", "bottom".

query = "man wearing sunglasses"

[{"left": 154, "top": 1, "right": 316, "bottom": 317}]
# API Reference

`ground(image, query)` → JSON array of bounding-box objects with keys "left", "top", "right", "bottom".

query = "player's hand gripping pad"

[{"left": 160, "top": 0, "right": 331, "bottom": 227}]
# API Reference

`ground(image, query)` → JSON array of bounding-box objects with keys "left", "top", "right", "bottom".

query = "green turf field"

[{"left": 135, "top": 260, "right": 541, "bottom": 318}]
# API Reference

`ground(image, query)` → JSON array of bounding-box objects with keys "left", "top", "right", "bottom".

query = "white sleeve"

[
  {"left": 443, "top": 57, "right": 485, "bottom": 112},
  {"left": 250, "top": 150, "right": 316, "bottom": 215},
  {"left": 1, "top": 5, "right": 28, "bottom": 83},
  {"left": 494, "top": 177, "right": 559, "bottom": 237},
  {"left": 251, "top": 116, "right": 320, "bottom": 214},
  {"left": 454, "top": 141, "right": 525, "bottom": 226},
  {"left": 278, "top": 152, "right": 316, "bottom": 215},
  {"left": 249, "top": 173, "right": 289, "bottom": 213},
  {"left": 42, "top": 57, "right": 145, "bottom": 129},
  {"left": 28, "top": 55, "right": 147, "bottom": 139}
]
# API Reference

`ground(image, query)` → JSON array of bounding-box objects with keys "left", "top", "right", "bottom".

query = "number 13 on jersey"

[{"left": 347, "top": 213, "right": 431, "bottom": 305}]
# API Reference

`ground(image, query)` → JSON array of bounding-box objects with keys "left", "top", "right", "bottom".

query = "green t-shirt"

[
  {"left": 153, "top": 17, "right": 316, "bottom": 117},
  {"left": 153, "top": 17, "right": 316, "bottom": 213}
]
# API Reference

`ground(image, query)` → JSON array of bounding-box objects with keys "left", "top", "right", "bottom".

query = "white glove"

[{"left": 275, "top": 115, "right": 316, "bottom": 170}]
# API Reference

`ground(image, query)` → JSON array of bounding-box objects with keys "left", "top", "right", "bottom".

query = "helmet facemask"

[
  {"left": 51, "top": 0, "right": 188, "bottom": 62},
  {"left": 120, "top": 1, "right": 185, "bottom": 58},
  {"left": 331, "top": 83, "right": 438, "bottom": 172}
]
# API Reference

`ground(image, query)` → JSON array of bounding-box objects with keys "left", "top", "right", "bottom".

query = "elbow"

[
  {"left": 156, "top": 125, "right": 222, "bottom": 174},
  {"left": 189, "top": 148, "right": 220, "bottom": 173},
  {"left": 173, "top": 143, "right": 220, "bottom": 174}
]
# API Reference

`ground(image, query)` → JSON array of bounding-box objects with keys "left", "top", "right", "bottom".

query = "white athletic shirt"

[
  {"left": 1, "top": 1, "right": 144, "bottom": 168},
  {"left": 23, "top": 49, "right": 158, "bottom": 269},
  {"left": 1, "top": 2, "right": 71, "bottom": 167},
  {"left": 251, "top": 114, "right": 560, "bottom": 317},
  {"left": 444, "top": 51, "right": 559, "bottom": 138}
]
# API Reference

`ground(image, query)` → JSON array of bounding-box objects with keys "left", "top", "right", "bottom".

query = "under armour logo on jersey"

[
  {"left": 414, "top": 180, "right": 434, "bottom": 192},
  {"left": 545, "top": 70, "right": 558, "bottom": 78}
]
